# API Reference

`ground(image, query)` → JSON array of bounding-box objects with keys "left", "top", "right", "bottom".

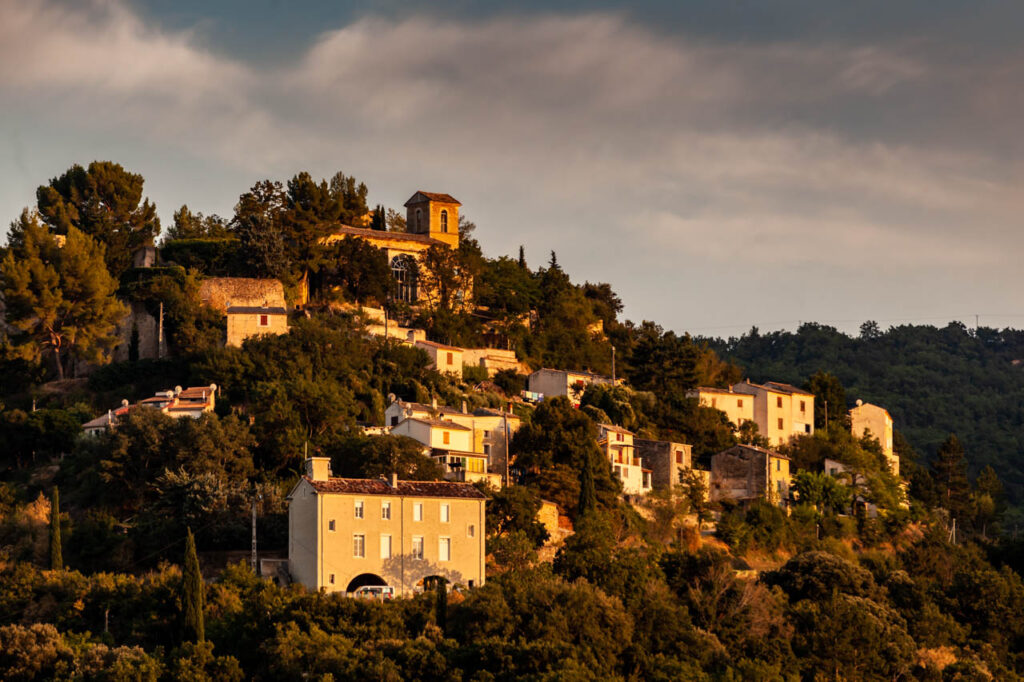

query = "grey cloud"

[{"left": 2, "top": 0, "right": 1023, "bottom": 333}]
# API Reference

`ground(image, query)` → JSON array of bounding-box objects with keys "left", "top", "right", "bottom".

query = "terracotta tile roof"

[
  {"left": 735, "top": 380, "right": 813, "bottom": 396},
  {"left": 530, "top": 368, "right": 613, "bottom": 382},
  {"left": 716, "top": 444, "right": 791, "bottom": 461},
  {"left": 416, "top": 340, "right": 464, "bottom": 351},
  {"left": 405, "top": 191, "right": 461, "bottom": 206},
  {"left": 762, "top": 381, "right": 814, "bottom": 396},
  {"left": 402, "top": 417, "right": 472, "bottom": 431},
  {"left": 472, "top": 408, "right": 520, "bottom": 420},
  {"left": 600, "top": 423, "right": 634, "bottom": 435},
  {"left": 226, "top": 306, "right": 287, "bottom": 315},
  {"left": 305, "top": 476, "right": 486, "bottom": 499},
  {"left": 689, "top": 386, "right": 738, "bottom": 395},
  {"left": 328, "top": 224, "right": 447, "bottom": 247}
]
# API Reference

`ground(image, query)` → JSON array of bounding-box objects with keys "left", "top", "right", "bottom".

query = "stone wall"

[
  {"left": 113, "top": 301, "right": 162, "bottom": 362},
  {"left": 199, "top": 278, "right": 286, "bottom": 312}
]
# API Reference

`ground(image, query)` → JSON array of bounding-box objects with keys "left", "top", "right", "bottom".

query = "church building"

[{"left": 323, "top": 191, "right": 462, "bottom": 303}]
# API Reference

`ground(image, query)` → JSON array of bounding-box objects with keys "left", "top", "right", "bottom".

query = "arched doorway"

[{"left": 346, "top": 573, "right": 388, "bottom": 593}]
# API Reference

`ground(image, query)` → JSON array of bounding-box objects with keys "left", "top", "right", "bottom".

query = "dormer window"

[{"left": 440, "top": 210, "right": 448, "bottom": 233}]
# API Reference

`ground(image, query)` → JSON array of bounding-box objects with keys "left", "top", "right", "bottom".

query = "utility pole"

[
  {"left": 611, "top": 345, "right": 616, "bottom": 383},
  {"left": 824, "top": 400, "right": 828, "bottom": 435},
  {"left": 251, "top": 493, "right": 260, "bottom": 573},
  {"left": 503, "top": 410, "right": 510, "bottom": 487}
]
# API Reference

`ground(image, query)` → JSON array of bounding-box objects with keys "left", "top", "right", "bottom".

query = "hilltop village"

[{"left": 0, "top": 164, "right": 1020, "bottom": 679}]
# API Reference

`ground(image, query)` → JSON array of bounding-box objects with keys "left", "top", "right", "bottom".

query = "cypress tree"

[
  {"left": 578, "top": 457, "right": 597, "bottom": 517},
  {"left": 518, "top": 245, "right": 527, "bottom": 269},
  {"left": 182, "top": 528, "right": 205, "bottom": 642},
  {"left": 49, "top": 487, "right": 62, "bottom": 570},
  {"left": 435, "top": 577, "right": 448, "bottom": 633}
]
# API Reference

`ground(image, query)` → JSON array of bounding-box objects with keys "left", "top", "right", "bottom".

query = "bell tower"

[{"left": 404, "top": 191, "right": 461, "bottom": 249}]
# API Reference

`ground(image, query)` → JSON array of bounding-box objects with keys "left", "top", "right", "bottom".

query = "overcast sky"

[{"left": 3, "top": 0, "right": 1023, "bottom": 337}]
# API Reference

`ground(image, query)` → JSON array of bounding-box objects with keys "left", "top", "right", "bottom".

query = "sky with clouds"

[{"left": 2, "top": 0, "right": 1023, "bottom": 337}]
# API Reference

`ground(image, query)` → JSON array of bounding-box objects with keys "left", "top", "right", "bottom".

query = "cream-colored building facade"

[
  {"left": 730, "top": 381, "right": 815, "bottom": 446},
  {"left": 390, "top": 416, "right": 502, "bottom": 487},
  {"left": 687, "top": 388, "right": 754, "bottom": 430},
  {"left": 384, "top": 399, "right": 519, "bottom": 485},
  {"left": 225, "top": 306, "right": 288, "bottom": 347},
  {"left": 415, "top": 340, "right": 464, "bottom": 378},
  {"left": 850, "top": 401, "right": 898, "bottom": 476},
  {"left": 288, "top": 459, "right": 486, "bottom": 595},
  {"left": 599, "top": 424, "right": 652, "bottom": 496}
]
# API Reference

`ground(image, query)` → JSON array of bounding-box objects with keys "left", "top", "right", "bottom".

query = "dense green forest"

[{"left": 2, "top": 161, "right": 1024, "bottom": 679}]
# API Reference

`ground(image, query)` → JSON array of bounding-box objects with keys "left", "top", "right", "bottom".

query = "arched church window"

[
  {"left": 440, "top": 210, "right": 448, "bottom": 233},
  {"left": 390, "top": 255, "right": 418, "bottom": 303}
]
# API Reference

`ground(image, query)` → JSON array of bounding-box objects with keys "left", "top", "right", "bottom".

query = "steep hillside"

[{"left": 709, "top": 322, "right": 1024, "bottom": 502}]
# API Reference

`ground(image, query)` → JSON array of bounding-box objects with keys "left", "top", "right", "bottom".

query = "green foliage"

[
  {"left": 182, "top": 528, "right": 205, "bottom": 642},
  {"left": 2, "top": 218, "right": 127, "bottom": 380},
  {"left": 805, "top": 370, "right": 847, "bottom": 430},
  {"left": 328, "top": 434, "right": 444, "bottom": 481},
  {"left": 160, "top": 238, "right": 238, "bottom": 275},
  {"left": 483, "top": 484, "right": 549, "bottom": 547},
  {"left": 511, "top": 397, "right": 619, "bottom": 514},
  {"left": 35, "top": 162, "right": 160, "bottom": 276},
  {"left": 64, "top": 408, "right": 254, "bottom": 515},
  {"left": 932, "top": 434, "right": 972, "bottom": 522},
  {"left": 791, "top": 470, "right": 852, "bottom": 515},
  {"left": 166, "top": 205, "right": 232, "bottom": 241},
  {"left": 320, "top": 237, "right": 392, "bottom": 305}
]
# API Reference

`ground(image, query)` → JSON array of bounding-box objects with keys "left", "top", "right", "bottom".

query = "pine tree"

[
  {"left": 35, "top": 161, "right": 160, "bottom": 275},
  {"left": 931, "top": 434, "right": 971, "bottom": 521},
  {"left": 182, "top": 528, "right": 205, "bottom": 642},
  {"left": 578, "top": 456, "right": 597, "bottom": 517},
  {"left": 1, "top": 216, "right": 126, "bottom": 380},
  {"left": 49, "top": 487, "right": 62, "bottom": 570}
]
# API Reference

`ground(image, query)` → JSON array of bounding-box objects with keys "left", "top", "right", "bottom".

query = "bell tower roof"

[{"left": 404, "top": 191, "right": 461, "bottom": 207}]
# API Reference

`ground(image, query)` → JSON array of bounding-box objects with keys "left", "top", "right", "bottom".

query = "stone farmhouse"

[
  {"left": 710, "top": 444, "right": 791, "bottom": 507},
  {"left": 288, "top": 458, "right": 486, "bottom": 596}
]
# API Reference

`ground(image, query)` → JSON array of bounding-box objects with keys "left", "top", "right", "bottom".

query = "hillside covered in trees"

[
  {"left": 709, "top": 323, "right": 1024, "bottom": 510},
  {"left": 2, "top": 161, "right": 1024, "bottom": 679}
]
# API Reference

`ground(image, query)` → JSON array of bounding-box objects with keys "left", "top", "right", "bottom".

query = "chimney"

[
  {"left": 461, "top": 400, "right": 468, "bottom": 414},
  {"left": 431, "top": 396, "right": 437, "bottom": 410},
  {"left": 305, "top": 456, "right": 332, "bottom": 482},
  {"left": 389, "top": 472, "right": 399, "bottom": 488}
]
